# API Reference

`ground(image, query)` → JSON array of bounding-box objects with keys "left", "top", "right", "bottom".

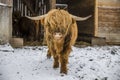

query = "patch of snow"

[
  {"left": 0, "top": 44, "right": 120, "bottom": 80},
  {"left": 0, "top": 43, "right": 14, "bottom": 52}
]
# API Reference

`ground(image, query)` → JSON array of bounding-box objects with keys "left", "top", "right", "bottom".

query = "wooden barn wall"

[
  {"left": 67, "top": 0, "right": 94, "bottom": 37},
  {"left": 97, "top": 0, "right": 120, "bottom": 43},
  {"left": 0, "top": 0, "right": 12, "bottom": 44}
]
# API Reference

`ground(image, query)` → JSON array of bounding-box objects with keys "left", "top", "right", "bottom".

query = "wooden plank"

[
  {"left": 91, "top": 37, "right": 106, "bottom": 46},
  {"left": 50, "top": 0, "right": 56, "bottom": 9},
  {"left": 10, "top": 38, "right": 23, "bottom": 47},
  {"left": 99, "top": 26, "right": 120, "bottom": 34},
  {"left": 94, "top": 0, "right": 98, "bottom": 36},
  {"left": 98, "top": 1, "right": 120, "bottom": 8},
  {"left": 97, "top": 33, "right": 120, "bottom": 43}
]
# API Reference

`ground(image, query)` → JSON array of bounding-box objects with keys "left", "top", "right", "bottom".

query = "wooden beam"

[
  {"left": 50, "top": 0, "right": 56, "bottom": 9},
  {"left": 10, "top": 38, "right": 24, "bottom": 48},
  {"left": 94, "top": 0, "right": 98, "bottom": 36},
  {"left": 98, "top": 1, "right": 120, "bottom": 7}
]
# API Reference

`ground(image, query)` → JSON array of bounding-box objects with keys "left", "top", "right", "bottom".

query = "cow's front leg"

[
  {"left": 53, "top": 54, "right": 59, "bottom": 68},
  {"left": 60, "top": 47, "right": 71, "bottom": 74},
  {"left": 60, "top": 54, "right": 68, "bottom": 74}
]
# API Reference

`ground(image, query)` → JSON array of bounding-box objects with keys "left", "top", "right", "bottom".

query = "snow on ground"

[{"left": 0, "top": 43, "right": 120, "bottom": 80}]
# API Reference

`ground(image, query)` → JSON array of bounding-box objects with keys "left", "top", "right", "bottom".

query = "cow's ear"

[{"left": 41, "top": 18, "right": 45, "bottom": 25}]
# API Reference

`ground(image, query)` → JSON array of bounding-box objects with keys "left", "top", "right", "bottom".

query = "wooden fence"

[{"left": 13, "top": 0, "right": 50, "bottom": 16}]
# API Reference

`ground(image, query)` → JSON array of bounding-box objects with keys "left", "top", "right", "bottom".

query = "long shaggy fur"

[{"left": 42, "top": 9, "right": 78, "bottom": 74}]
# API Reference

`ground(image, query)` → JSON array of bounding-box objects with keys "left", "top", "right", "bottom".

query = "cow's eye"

[
  {"left": 58, "top": 33, "right": 62, "bottom": 36},
  {"left": 53, "top": 32, "right": 62, "bottom": 36}
]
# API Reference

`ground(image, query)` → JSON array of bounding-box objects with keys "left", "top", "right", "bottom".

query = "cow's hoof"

[
  {"left": 47, "top": 54, "right": 51, "bottom": 59},
  {"left": 53, "top": 63, "right": 59, "bottom": 68},
  {"left": 60, "top": 70, "right": 67, "bottom": 74},
  {"left": 60, "top": 73, "right": 67, "bottom": 76},
  {"left": 60, "top": 71, "right": 67, "bottom": 75}
]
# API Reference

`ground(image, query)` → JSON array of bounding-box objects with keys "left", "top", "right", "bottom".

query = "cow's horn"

[
  {"left": 71, "top": 15, "right": 92, "bottom": 21},
  {"left": 26, "top": 14, "right": 47, "bottom": 20}
]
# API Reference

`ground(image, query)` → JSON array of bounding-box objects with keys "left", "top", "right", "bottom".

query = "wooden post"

[
  {"left": 9, "top": 0, "right": 13, "bottom": 44},
  {"left": 94, "top": 0, "right": 98, "bottom": 36},
  {"left": 0, "top": 0, "right": 13, "bottom": 44},
  {"left": 50, "top": 0, "right": 56, "bottom": 9}
]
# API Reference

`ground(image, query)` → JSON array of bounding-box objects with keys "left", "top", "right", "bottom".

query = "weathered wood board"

[
  {"left": 96, "top": 0, "right": 120, "bottom": 44},
  {"left": 0, "top": 0, "right": 12, "bottom": 44}
]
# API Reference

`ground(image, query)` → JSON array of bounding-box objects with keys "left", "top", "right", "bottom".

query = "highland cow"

[{"left": 27, "top": 9, "right": 91, "bottom": 74}]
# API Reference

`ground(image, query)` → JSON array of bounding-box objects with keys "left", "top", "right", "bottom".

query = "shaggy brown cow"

[{"left": 27, "top": 9, "right": 91, "bottom": 74}]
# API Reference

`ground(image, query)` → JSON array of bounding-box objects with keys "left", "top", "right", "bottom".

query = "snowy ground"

[{"left": 0, "top": 43, "right": 120, "bottom": 80}]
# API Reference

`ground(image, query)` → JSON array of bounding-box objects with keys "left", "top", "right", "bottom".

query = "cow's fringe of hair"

[
  {"left": 44, "top": 9, "right": 73, "bottom": 35},
  {"left": 43, "top": 9, "right": 78, "bottom": 47}
]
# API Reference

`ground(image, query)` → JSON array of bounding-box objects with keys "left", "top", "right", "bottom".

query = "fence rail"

[{"left": 0, "top": 2, "right": 12, "bottom": 7}]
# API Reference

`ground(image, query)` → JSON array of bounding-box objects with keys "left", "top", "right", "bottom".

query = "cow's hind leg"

[{"left": 47, "top": 49, "right": 51, "bottom": 59}]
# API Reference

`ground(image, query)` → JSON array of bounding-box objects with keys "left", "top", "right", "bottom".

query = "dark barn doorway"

[
  {"left": 57, "top": 0, "right": 95, "bottom": 43},
  {"left": 12, "top": 0, "right": 50, "bottom": 45}
]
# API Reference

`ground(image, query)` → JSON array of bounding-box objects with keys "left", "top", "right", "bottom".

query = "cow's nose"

[{"left": 53, "top": 32, "right": 63, "bottom": 40}]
